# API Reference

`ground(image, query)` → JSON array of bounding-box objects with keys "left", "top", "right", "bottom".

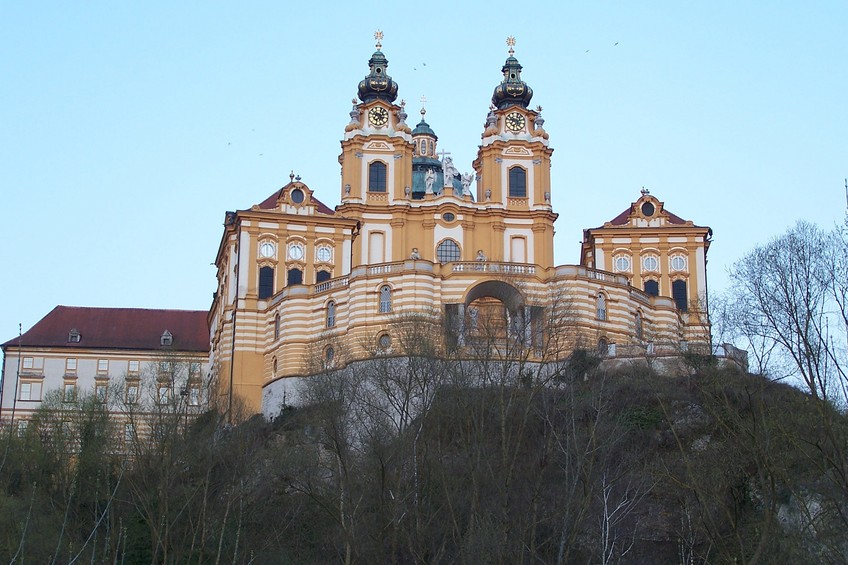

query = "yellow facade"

[{"left": 209, "top": 41, "right": 714, "bottom": 414}]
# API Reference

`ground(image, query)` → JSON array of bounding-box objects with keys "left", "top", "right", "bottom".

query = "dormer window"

[
  {"left": 290, "top": 188, "right": 305, "bottom": 204},
  {"left": 160, "top": 330, "right": 173, "bottom": 346},
  {"left": 68, "top": 329, "right": 81, "bottom": 343}
]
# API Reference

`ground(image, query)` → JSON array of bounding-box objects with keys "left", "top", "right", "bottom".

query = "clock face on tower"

[
  {"left": 368, "top": 106, "right": 389, "bottom": 127},
  {"left": 505, "top": 111, "right": 525, "bottom": 132}
]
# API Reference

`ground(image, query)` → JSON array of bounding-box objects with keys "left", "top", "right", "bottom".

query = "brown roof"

[
  {"left": 3, "top": 306, "right": 209, "bottom": 353},
  {"left": 256, "top": 187, "right": 336, "bottom": 215}
]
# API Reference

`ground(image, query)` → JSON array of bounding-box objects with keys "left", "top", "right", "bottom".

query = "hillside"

[{"left": 0, "top": 360, "right": 846, "bottom": 563}]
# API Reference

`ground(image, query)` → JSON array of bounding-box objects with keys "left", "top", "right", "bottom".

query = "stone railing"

[
  {"left": 452, "top": 262, "right": 537, "bottom": 275},
  {"left": 555, "top": 265, "right": 629, "bottom": 285},
  {"left": 313, "top": 277, "right": 349, "bottom": 295}
]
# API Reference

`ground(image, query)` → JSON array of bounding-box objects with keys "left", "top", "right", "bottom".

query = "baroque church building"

[{"left": 208, "top": 37, "right": 715, "bottom": 415}]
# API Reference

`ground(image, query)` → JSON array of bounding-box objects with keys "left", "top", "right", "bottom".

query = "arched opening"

[
  {"left": 368, "top": 161, "right": 387, "bottom": 192},
  {"left": 635, "top": 311, "right": 643, "bottom": 340},
  {"left": 326, "top": 301, "right": 336, "bottom": 328},
  {"left": 379, "top": 285, "right": 392, "bottom": 313},
  {"left": 453, "top": 280, "right": 533, "bottom": 348},
  {"left": 508, "top": 166, "right": 527, "bottom": 197},
  {"left": 258, "top": 266, "right": 274, "bottom": 299},
  {"left": 672, "top": 279, "right": 688, "bottom": 311},
  {"left": 287, "top": 268, "right": 303, "bottom": 286},
  {"left": 436, "top": 238, "right": 461, "bottom": 263},
  {"left": 644, "top": 279, "right": 659, "bottom": 296},
  {"left": 596, "top": 293, "right": 607, "bottom": 321}
]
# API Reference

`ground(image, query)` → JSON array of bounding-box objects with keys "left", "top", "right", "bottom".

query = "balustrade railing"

[{"left": 452, "top": 262, "right": 537, "bottom": 275}]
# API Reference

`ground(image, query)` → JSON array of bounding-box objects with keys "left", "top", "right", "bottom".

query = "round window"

[
  {"left": 443, "top": 212, "right": 455, "bottom": 222},
  {"left": 642, "top": 255, "right": 659, "bottom": 272},
  {"left": 290, "top": 189, "right": 305, "bottom": 204},
  {"left": 671, "top": 255, "right": 687, "bottom": 271},
  {"left": 614, "top": 255, "right": 631, "bottom": 272},
  {"left": 641, "top": 202, "right": 655, "bottom": 216},
  {"left": 378, "top": 334, "right": 391, "bottom": 350},
  {"left": 259, "top": 242, "right": 276, "bottom": 258}
]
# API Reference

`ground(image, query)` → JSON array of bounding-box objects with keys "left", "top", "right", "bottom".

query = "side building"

[{"left": 1, "top": 306, "right": 210, "bottom": 431}]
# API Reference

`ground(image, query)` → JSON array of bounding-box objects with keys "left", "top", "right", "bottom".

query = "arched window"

[
  {"left": 635, "top": 311, "right": 643, "bottom": 340},
  {"left": 316, "top": 270, "right": 331, "bottom": 283},
  {"left": 274, "top": 313, "right": 280, "bottom": 340},
  {"left": 379, "top": 285, "right": 392, "bottom": 313},
  {"left": 258, "top": 266, "right": 274, "bottom": 298},
  {"left": 644, "top": 280, "right": 659, "bottom": 296},
  {"left": 325, "top": 346, "right": 335, "bottom": 365},
  {"left": 598, "top": 336, "right": 609, "bottom": 356},
  {"left": 508, "top": 166, "right": 527, "bottom": 197},
  {"left": 596, "top": 293, "right": 607, "bottom": 321},
  {"left": 436, "top": 239, "right": 461, "bottom": 263},
  {"left": 368, "top": 161, "right": 387, "bottom": 192},
  {"left": 672, "top": 280, "right": 688, "bottom": 311},
  {"left": 326, "top": 301, "right": 336, "bottom": 328},
  {"left": 287, "top": 268, "right": 303, "bottom": 286},
  {"left": 273, "top": 357, "right": 277, "bottom": 375}
]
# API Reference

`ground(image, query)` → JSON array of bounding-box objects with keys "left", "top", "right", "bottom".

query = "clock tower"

[{"left": 471, "top": 37, "right": 556, "bottom": 267}]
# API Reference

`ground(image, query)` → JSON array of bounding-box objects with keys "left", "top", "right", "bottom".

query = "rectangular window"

[
  {"left": 22, "top": 357, "right": 33, "bottom": 369},
  {"left": 368, "top": 232, "right": 385, "bottom": 263},
  {"left": 190, "top": 362, "right": 201, "bottom": 375},
  {"left": 66, "top": 358, "right": 77, "bottom": 372},
  {"left": 97, "top": 359, "right": 109, "bottom": 373},
  {"left": 128, "top": 360, "right": 140, "bottom": 374},
  {"left": 510, "top": 236, "right": 527, "bottom": 263},
  {"left": 158, "top": 385, "right": 171, "bottom": 404},
  {"left": 17, "top": 421, "right": 28, "bottom": 437},
  {"left": 159, "top": 361, "right": 172, "bottom": 373},
  {"left": 95, "top": 384, "right": 107, "bottom": 403},
  {"left": 19, "top": 382, "right": 32, "bottom": 401},
  {"left": 63, "top": 383, "right": 76, "bottom": 402},
  {"left": 189, "top": 387, "right": 201, "bottom": 406},
  {"left": 126, "top": 384, "right": 139, "bottom": 404},
  {"left": 124, "top": 423, "right": 134, "bottom": 445}
]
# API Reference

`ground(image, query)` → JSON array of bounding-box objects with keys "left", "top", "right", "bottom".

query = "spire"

[
  {"left": 412, "top": 94, "right": 436, "bottom": 138},
  {"left": 357, "top": 30, "right": 399, "bottom": 104},
  {"left": 491, "top": 36, "right": 533, "bottom": 110}
]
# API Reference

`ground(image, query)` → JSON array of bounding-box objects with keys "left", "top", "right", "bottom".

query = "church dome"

[
  {"left": 357, "top": 48, "right": 399, "bottom": 104},
  {"left": 491, "top": 40, "right": 533, "bottom": 110},
  {"left": 412, "top": 116, "right": 437, "bottom": 139}
]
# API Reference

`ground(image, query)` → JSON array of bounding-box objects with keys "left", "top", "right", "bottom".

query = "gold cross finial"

[
  {"left": 374, "top": 30, "right": 384, "bottom": 50},
  {"left": 420, "top": 94, "right": 427, "bottom": 117},
  {"left": 506, "top": 35, "right": 516, "bottom": 55}
]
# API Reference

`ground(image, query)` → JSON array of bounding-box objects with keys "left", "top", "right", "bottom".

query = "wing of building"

[
  {"left": 3, "top": 38, "right": 720, "bottom": 422},
  {"left": 1, "top": 306, "right": 210, "bottom": 428}
]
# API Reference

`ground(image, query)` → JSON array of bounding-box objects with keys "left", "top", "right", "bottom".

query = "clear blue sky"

[{"left": 1, "top": 1, "right": 846, "bottom": 337}]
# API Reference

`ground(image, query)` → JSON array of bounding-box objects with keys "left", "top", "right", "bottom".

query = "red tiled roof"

[
  {"left": 256, "top": 187, "right": 335, "bottom": 215},
  {"left": 3, "top": 306, "right": 209, "bottom": 352}
]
